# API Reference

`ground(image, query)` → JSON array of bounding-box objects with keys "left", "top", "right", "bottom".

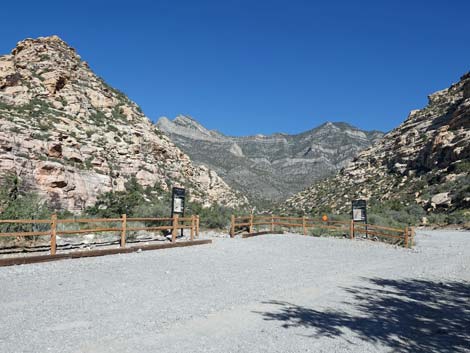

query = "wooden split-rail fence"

[
  {"left": 230, "top": 215, "right": 414, "bottom": 248},
  {"left": 0, "top": 214, "right": 201, "bottom": 255}
]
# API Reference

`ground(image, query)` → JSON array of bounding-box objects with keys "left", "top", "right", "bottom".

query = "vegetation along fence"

[
  {"left": 230, "top": 215, "right": 414, "bottom": 248},
  {"left": 0, "top": 214, "right": 201, "bottom": 256}
]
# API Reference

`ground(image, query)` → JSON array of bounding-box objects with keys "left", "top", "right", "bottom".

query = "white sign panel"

[
  {"left": 353, "top": 209, "right": 364, "bottom": 221},
  {"left": 173, "top": 198, "right": 183, "bottom": 213}
]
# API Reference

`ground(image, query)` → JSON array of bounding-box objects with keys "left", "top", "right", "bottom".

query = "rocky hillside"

[
  {"left": 286, "top": 72, "right": 470, "bottom": 224},
  {"left": 0, "top": 36, "right": 247, "bottom": 213},
  {"left": 157, "top": 116, "right": 383, "bottom": 200}
]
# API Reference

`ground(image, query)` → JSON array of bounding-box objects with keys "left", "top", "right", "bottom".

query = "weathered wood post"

[
  {"left": 230, "top": 215, "right": 235, "bottom": 237},
  {"left": 270, "top": 215, "right": 274, "bottom": 232},
  {"left": 50, "top": 213, "right": 57, "bottom": 255},
  {"left": 302, "top": 216, "right": 307, "bottom": 235},
  {"left": 249, "top": 214, "right": 254, "bottom": 234},
  {"left": 121, "top": 214, "right": 127, "bottom": 248},
  {"left": 404, "top": 226, "right": 409, "bottom": 248},
  {"left": 350, "top": 219, "right": 354, "bottom": 240},
  {"left": 196, "top": 215, "right": 200, "bottom": 238},
  {"left": 172, "top": 214, "right": 179, "bottom": 243},
  {"left": 190, "top": 215, "right": 195, "bottom": 241}
]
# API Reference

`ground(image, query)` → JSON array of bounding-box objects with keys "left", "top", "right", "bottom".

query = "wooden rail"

[
  {"left": 230, "top": 215, "right": 414, "bottom": 248},
  {"left": 0, "top": 214, "right": 201, "bottom": 256}
]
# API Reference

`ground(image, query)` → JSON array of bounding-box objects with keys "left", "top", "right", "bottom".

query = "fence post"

[
  {"left": 121, "top": 214, "right": 127, "bottom": 248},
  {"left": 172, "top": 214, "right": 179, "bottom": 243},
  {"left": 270, "top": 215, "right": 274, "bottom": 232},
  {"left": 196, "top": 215, "right": 200, "bottom": 238},
  {"left": 190, "top": 215, "right": 195, "bottom": 241},
  {"left": 230, "top": 215, "right": 235, "bottom": 237},
  {"left": 350, "top": 219, "right": 354, "bottom": 240},
  {"left": 302, "top": 216, "right": 307, "bottom": 235},
  {"left": 50, "top": 213, "right": 57, "bottom": 255},
  {"left": 404, "top": 226, "right": 409, "bottom": 248},
  {"left": 249, "top": 214, "right": 254, "bottom": 234}
]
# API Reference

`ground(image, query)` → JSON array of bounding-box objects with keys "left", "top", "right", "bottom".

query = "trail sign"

[
  {"left": 171, "top": 187, "right": 186, "bottom": 217},
  {"left": 352, "top": 199, "right": 367, "bottom": 222},
  {"left": 171, "top": 187, "right": 186, "bottom": 237}
]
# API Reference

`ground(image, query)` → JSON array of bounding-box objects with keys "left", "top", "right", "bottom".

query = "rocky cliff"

[
  {"left": 0, "top": 36, "right": 247, "bottom": 213},
  {"left": 286, "top": 73, "right": 470, "bottom": 222},
  {"left": 157, "top": 116, "right": 383, "bottom": 200}
]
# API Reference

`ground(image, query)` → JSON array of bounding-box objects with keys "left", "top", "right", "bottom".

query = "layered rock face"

[
  {"left": 157, "top": 116, "right": 383, "bottom": 200},
  {"left": 0, "top": 36, "right": 246, "bottom": 213},
  {"left": 286, "top": 73, "right": 470, "bottom": 216}
]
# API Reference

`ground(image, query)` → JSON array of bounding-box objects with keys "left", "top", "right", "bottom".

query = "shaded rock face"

[
  {"left": 157, "top": 116, "right": 383, "bottom": 200},
  {"left": 286, "top": 72, "right": 470, "bottom": 215},
  {"left": 0, "top": 36, "right": 247, "bottom": 213}
]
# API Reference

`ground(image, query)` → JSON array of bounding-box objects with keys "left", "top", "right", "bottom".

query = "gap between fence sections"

[{"left": 230, "top": 215, "right": 414, "bottom": 248}]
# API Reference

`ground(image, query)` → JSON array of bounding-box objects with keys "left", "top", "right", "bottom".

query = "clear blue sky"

[{"left": 1, "top": 0, "right": 469, "bottom": 135}]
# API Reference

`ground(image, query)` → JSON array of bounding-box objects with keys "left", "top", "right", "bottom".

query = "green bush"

[
  {"left": 85, "top": 177, "right": 147, "bottom": 218},
  {"left": 84, "top": 177, "right": 245, "bottom": 230},
  {"left": 187, "top": 203, "right": 236, "bottom": 229},
  {"left": 0, "top": 174, "right": 51, "bottom": 234},
  {"left": 454, "top": 161, "right": 470, "bottom": 174}
]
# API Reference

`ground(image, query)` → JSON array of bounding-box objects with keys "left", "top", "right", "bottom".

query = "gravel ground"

[{"left": 0, "top": 230, "right": 469, "bottom": 353}]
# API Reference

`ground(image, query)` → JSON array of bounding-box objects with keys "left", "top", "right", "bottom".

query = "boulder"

[{"left": 431, "top": 192, "right": 452, "bottom": 207}]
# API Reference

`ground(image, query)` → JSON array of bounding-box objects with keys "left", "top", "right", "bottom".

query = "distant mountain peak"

[
  {"left": 156, "top": 116, "right": 224, "bottom": 141},
  {"left": 158, "top": 116, "right": 384, "bottom": 200}
]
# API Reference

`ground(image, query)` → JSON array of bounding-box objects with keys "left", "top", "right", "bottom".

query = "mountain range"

[
  {"left": 157, "top": 116, "right": 383, "bottom": 200},
  {"left": 1, "top": 35, "right": 468, "bottom": 226}
]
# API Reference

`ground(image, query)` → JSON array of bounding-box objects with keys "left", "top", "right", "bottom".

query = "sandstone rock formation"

[
  {"left": 157, "top": 116, "right": 383, "bottom": 200},
  {"left": 0, "top": 36, "right": 247, "bottom": 213},
  {"left": 286, "top": 72, "right": 470, "bottom": 219}
]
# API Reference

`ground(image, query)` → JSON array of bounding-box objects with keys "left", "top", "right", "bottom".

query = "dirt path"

[{"left": 0, "top": 230, "right": 469, "bottom": 353}]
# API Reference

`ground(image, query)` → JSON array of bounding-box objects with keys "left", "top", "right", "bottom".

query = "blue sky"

[{"left": 1, "top": 0, "right": 469, "bottom": 135}]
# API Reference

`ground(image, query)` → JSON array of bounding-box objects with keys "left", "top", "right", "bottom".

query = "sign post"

[
  {"left": 171, "top": 187, "right": 186, "bottom": 237},
  {"left": 351, "top": 199, "right": 367, "bottom": 237}
]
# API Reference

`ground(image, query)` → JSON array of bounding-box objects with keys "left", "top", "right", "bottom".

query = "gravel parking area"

[{"left": 0, "top": 230, "right": 469, "bottom": 353}]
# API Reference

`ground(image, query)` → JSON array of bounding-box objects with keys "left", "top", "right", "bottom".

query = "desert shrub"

[
  {"left": 111, "top": 106, "right": 128, "bottom": 122},
  {"left": 187, "top": 202, "right": 235, "bottom": 229},
  {"left": 311, "top": 205, "right": 333, "bottom": 217},
  {"left": 85, "top": 177, "right": 147, "bottom": 218},
  {"left": 0, "top": 194, "right": 50, "bottom": 233},
  {"left": 426, "top": 213, "right": 447, "bottom": 226},
  {"left": 89, "top": 110, "right": 107, "bottom": 125},
  {"left": 0, "top": 174, "right": 51, "bottom": 234},
  {"left": 454, "top": 161, "right": 470, "bottom": 174},
  {"left": 451, "top": 177, "right": 470, "bottom": 206},
  {"left": 83, "top": 177, "right": 242, "bottom": 229},
  {"left": 0, "top": 100, "right": 13, "bottom": 110},
  {"left": 366, "top": 198, "right": 425, "bottom": 228},
  {"left": 443, "top": 210, "right": 470, "bottom": 225},
  {"left": 131, "top": 198, "right": 172, "bottom": 219}
]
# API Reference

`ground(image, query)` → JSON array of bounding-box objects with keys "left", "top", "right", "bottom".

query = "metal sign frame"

[
  {"left": 352, "top": 199, "right": 368, "bottom": 238},
  {"left": 171, "top": 187, "right": 186, "bottom": 237},
  {"left": 171, "top": 187, "right": 186, "bottom": 217},
  {"left": 352, "top": 199, "right": 367, "bottom": 223}
]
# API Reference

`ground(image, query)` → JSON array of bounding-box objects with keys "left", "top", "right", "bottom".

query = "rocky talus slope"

[
  {"left": 286, "top": 73, "right": 470, "bottom": 220},
  {"left": 0, "top": 36, "right": 246, "bottom": 213},
  {"left": 157, "top": 116, "right": 383, "bottom": 200}
]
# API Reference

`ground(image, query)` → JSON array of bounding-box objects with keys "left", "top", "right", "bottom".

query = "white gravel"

[{"left": 0, "top": 230, "right": 469, "bottom": 353}]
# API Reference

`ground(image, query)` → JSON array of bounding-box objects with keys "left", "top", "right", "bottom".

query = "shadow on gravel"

[{"left": 256, "top": 278, "right": 470, "bottom": 353}]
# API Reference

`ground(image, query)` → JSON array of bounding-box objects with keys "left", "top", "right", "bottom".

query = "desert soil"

[{"left": 0, "top": 230, "right": 469, "bottom": 353}]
